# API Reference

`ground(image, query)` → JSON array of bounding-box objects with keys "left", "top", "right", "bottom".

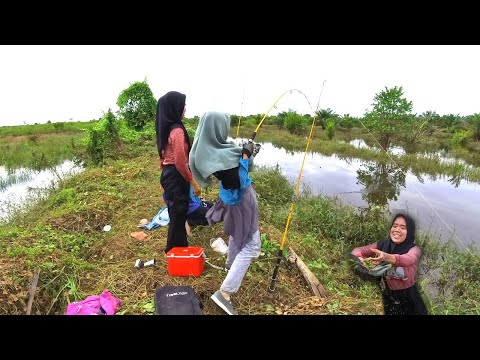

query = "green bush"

[
  {"left": 116, "top": 79, "right": 156, "bottom": 130},
  {"left": 284, "top": 112, "right": 306, "bottom": 135},
  {"left": 269, "top": 115, "right": 285, "bottom": 129},
  {"left": 326, "top": 119, "right": 336, "bottom": 139},
  {"left": 53, "top": 122, "right": 65, "bottom": 131},
  {"left": 186, "top": 126, "right": 196, "bottom": 143},
  {"left": 229, "top": 114, "right": 240, "bottom": 127},
  {"left": 451, "top": 130, "right": 472, "bottom": 147}
]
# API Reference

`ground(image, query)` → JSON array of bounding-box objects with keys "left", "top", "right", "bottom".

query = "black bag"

[{"left": 154, "top": 286, "right": 203, "bottom": 315}]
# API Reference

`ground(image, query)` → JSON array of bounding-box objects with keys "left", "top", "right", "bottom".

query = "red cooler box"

[{"left": 166, "top": 247, "right": 205, "bottom": 277}]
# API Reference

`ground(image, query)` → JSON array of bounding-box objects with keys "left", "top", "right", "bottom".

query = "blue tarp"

[{"left": 138, "top": 206, "right": 169, "bottom": 230}]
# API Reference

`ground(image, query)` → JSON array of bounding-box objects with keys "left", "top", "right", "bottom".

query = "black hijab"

[
  {"left": 155, "top": 91, "right": 191, "bottom": 158},
  {"left": 377, "top": 213, "right": 416, "bottom": 255}
]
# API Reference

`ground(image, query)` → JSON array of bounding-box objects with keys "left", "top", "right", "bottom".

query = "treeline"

[
  {"left": 229, "top": 86, "right": 480, "bottom": 152},
  {"left": 56, "top": 80, "right": 479, "bottom": 166}
]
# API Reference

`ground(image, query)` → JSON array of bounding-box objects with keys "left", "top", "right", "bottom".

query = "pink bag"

[{"left": 66, "top": 289, "right": 121, "bottom": 315}]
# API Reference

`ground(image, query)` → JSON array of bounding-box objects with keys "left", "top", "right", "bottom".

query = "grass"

[
  {"left": 0, "top": 121, "right": 98, "bottom": 137},
  {"left": 0, "top": 156, "right": 379, "bottom": 315},
  {"left": 1, "top": 121, "right": 479, "bottom": 315},
  {"left": 1, "top": 148, "right": 479, "bottom": 315},
  {"left": 0, "top": 131, "right": 86, "bottom": 170}
]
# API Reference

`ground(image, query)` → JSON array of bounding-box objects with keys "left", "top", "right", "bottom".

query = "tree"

[
  {"left": 229, "top": 114, "right": 240, "bottom": 127},
  {"left": 103, "top": 108, "right": 122, "bottom": 151},
  {"left": 116, "top": 79, "right": 156, "bottom": 130},
  {"left": 284, "top": 111, "right": 306, "bottom": 135},
  {"left": 439, "top": 113, "right": 461, "bottom": 128},
  {"left": 315, "top": 108, "right": 337, "bottom": 128},
  {"left": 270, "top": 111, "right": 288, "bottom": 129},
  {"left": 325, "top": 119, "right": 336, "bottom": 139},
  {"left": 467, "top": 113, "right": 480, "bottom": 141},
  {"left": 399, "top": 113, "right": 433, "bottom": 152},
  {"left": 85, "top": 109, "right": 123, "bottom": 166},
  {"left": 364, "top": 86, "right": 413, "bottom": 150}
]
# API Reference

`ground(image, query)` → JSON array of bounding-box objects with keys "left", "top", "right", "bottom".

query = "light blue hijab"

[{"left": 189, "top": 111, "right": 242, "bottom": 187}]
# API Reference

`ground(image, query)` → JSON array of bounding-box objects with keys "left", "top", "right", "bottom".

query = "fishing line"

[
  {"left": 248, "top": 88, "right": 315, "bottom": 142},
  {"left": 269, "top": 81, "right": 326, "bottom": 292},
  {"left": 356, "top": 118, "right": 471, "bottom": 251},
  {"left": 235, "top": 87, "right": 246, "bottom": 141}
]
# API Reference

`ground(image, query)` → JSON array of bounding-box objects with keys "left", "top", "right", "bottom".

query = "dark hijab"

[
  {"left": 155, "top": 91, "right": 191, "bottom": 158},
  {"left": 377, "top": 213, "right": 416, "bottom": 255}
]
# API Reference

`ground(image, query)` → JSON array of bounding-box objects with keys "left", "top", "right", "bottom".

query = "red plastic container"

[{"left": 166, "top": 247, "right": 205, "bottom": 277}]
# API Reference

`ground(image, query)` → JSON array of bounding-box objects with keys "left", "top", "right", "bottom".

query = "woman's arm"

[
  {"left": 371, "top": 245, "right": 421, "bottom": 266},
  {"left": 171, "top": 128, "right": 193, "bottom": 183},
  {"left": 191, "top": 177, "right": 201, "bottom": 196},
  {"left": 238, "top": 157, "right": 252, "bottom": 190},
  {"left": 351, "top": 242, "right": 378, "bottom": 259}
]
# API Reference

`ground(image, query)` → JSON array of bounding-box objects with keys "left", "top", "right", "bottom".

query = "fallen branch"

[{"left": 289, "top": 247, "right": 327, "bottom": 299}]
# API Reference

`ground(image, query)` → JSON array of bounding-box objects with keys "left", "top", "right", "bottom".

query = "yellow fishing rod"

[
  {"left": 246, "top": 89, "right": 311, "bottom": 142},
  {"left": 268, "top": 81, "right": 326, "bottom": 292}
]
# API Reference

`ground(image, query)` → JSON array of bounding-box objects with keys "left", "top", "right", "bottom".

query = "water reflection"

[
  {"left": 356, "top": 162, "right": 406, "bottom": 208},
  {"left": 349, "top": 139, "right": 371, "bottom": 150},
  {"left": 251, "top": 141, "right": 480, "bottom": 248},
  {"left": 348, "top": 139, "right": 472, "bottom": 167},
  {"left": 418, "top": 150, "right": 473, "bottom": 168},
  {"left": 0, "top": 160, "right": 83, "bottom": 221},
  {"left": 388, "top": 145, "right": 406, "bottom": 156},
  {"left": 348, "top": 138, "right": 405, "bottom": 155}
]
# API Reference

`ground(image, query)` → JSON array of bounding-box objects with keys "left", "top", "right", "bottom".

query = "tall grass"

[
  {"left": 252, "top": 167, "right": 480, "bottom": 314},
  {"left": 0, "top": 120, "right": 98, "bottom": 136},
  {"left": 0, "top": 133, "right": 85, "bottom": 170}
]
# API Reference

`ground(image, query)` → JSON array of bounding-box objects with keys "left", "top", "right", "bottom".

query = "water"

[
  {"left": 348, "top": 139, "right": 472, "bottom": 167},
  {"left": 0, "top": 160, "right": 83, "bottom": 222},
  {"left": 253, "top": 141, "right": 480, "bottom": 249},
  {"left": 2, "top": 142, "right": 478, "bottom": 249}
]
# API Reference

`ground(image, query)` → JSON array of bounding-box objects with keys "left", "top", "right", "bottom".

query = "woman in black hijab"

[
  {"left": 156, "top": 91, "right": 200, "bottom": 253},
  {"left": 351, "top": 213, "right": 428, "bottom": 315}
]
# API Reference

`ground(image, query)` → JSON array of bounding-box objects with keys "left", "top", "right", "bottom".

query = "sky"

[{"left": 1, "top": 45, "right": 479, "bottom": 127}]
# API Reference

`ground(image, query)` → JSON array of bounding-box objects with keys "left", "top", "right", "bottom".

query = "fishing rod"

[
  {"left": 236, "top": 87, "right": 246, "bottom": 139},
  {"left": 247, "top": 89, "right": 313, "bottom": 143},
  {"left": 268, "top": 81, "right": 326, "bottom": 292}
]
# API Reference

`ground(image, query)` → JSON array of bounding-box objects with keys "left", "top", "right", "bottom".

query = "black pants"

[
  {"left": 187, "top": 201, "right": 214, "bottom": 227},
  {"left": 160, "top": 165, "right": 189, "bottom": 253},
  {"left": 382, "top": 283, "right": 428, "bottom": 315}
]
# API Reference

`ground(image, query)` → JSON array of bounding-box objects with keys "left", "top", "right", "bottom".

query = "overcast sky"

[{"left": 1, "top": 45, "right": 479, "bottom": 127}]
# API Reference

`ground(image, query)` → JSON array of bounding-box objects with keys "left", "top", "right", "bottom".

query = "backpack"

[{"left": 154, "top": 286, "right": 203, "bottom": 315}]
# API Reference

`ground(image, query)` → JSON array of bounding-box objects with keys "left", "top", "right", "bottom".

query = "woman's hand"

[
  {"left": 192, "top": 178, "right": 201, "bottom": 196},
  {"left": 242, "top": 142, "right": 254, "bottom": 158},
  {"left": 371, "top": 248, "right": 387, "bottom": 264}
]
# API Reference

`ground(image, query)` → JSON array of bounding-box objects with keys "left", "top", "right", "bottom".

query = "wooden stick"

[
  {"left": 288, "top": 247, "right": 327, "bottom": 299},
  {"left": 26, "top": 268, "right": 40, "bottom": 315}
]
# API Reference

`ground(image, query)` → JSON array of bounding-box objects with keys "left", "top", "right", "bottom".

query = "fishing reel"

[
  {"left": 242, "top": 140, "right": 261, "bottom": 157},
  {"left": 282, "top": 252, "right": 298, "bottom": 271},
  {"left": 252, "top": 143, "right": 261, "bottom": 157}
]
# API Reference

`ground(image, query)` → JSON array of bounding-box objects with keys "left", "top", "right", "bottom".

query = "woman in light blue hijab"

[{"left": 189, "top": 111, "right": 260, "bottom": 315}]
